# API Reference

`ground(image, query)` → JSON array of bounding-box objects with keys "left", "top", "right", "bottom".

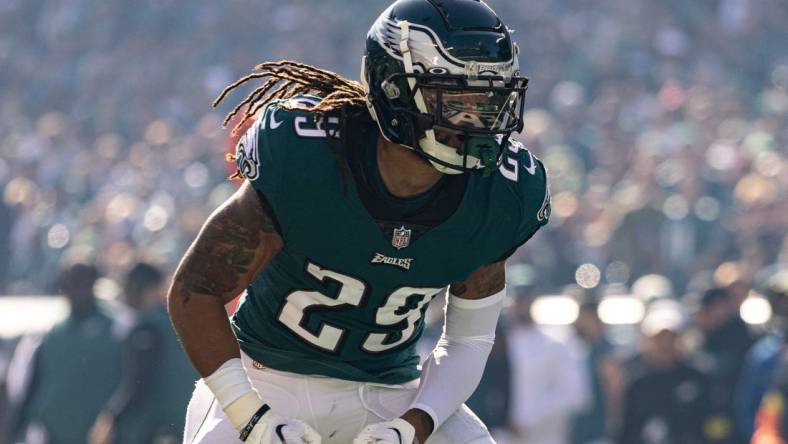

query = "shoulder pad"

[
  {"left": 499, "top": 139, "right": 550, "bottom": 221},
  {"left": 269, "top": 95, "right": 340, "bottom": 139},
  {"left": 233, "top": 96, "right": 339, "bottom": 181}
]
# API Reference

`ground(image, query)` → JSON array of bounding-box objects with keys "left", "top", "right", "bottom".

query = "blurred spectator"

[
  {"left": 619, "top": 300, "right": 712, "bottom": 444},
  {"left": 571, "top": 298, "right": 624, "bottom": 444},
  {"left": 750, "top": 348, "right": 788, "bottom": 444},
  {"left": 689, "top": 286, "right": 757, "bottom": 443},
  {"left": 735, "top": 268, "right": 788, "bottom": 441},
  {"left": 0, "top": 198, "right": 12, "bottom": 292},
  {"left": 506, "top": 286, "right": 586, "bottom": 444},
  {"left": 89, "top": 262, "right": 197, "bottom": 444},
  {"left": 466, "top": 318, "right": 512, "bottom": 440},
  {"left": 5, "top": 262, "right": 123, "bottom": 444},
  {"left": 0, "top": 336, "right": 17, "bottom": 441}
]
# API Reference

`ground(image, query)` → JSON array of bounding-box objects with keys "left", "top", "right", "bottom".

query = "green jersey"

[{"left": 232, "top": 96, "right": 550, "bottom": 385}]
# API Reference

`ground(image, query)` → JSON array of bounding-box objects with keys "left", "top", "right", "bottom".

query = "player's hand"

[
  {"left": 352, "top": 418, "right": 416, "bottom": 444},
  {"left": 225, "top": 392, "right": 320, "bottom": 444},
  {"left": 241, "top": 410, "right": 321, "bottom": 444}
]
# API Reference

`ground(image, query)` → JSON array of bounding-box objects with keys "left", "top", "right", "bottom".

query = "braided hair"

[
  {"left": 214, "top": 60, "right": 369, "bottom": 133},
  {"left": 214, "top": 60, "right": 371, "bottom": 189}
]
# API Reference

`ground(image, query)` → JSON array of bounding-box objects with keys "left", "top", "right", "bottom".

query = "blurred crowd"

[
  {"left": 451, "top": 272, "right": 788, "bottom": 444},
  {"left": 0, "top": 0, "right": 787, "bottom": 442}
]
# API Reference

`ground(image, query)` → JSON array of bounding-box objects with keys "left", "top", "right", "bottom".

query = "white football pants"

[{"left": 183, "top": 352, "right": 493, "bottom": 444}]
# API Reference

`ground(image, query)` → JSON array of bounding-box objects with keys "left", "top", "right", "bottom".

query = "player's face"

[{"left": 421, "top": 86, "right": 520, "bottom": 132}]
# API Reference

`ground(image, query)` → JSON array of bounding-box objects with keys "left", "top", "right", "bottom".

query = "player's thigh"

[{"left": 427, "top": 404, "right": 494, "bottom": 444}]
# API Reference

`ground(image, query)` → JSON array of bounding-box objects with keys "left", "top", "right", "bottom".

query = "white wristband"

[
  {"left": 203, "top": 358, "right": 265, "bottom": 431},
  {"left": 203, "top": 358, "right": 255, "bottom": 409}
]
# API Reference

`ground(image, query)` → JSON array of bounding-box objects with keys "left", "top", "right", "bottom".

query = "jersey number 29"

[{"left": 277, "top": 262, "right": 443, "bottom": 353}]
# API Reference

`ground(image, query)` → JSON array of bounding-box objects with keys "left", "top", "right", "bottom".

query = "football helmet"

[{"left": 361, "top": 0, "right": 528, "bottom": 175}]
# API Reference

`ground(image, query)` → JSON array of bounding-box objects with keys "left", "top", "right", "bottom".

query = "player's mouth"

[{"left": 433, "top": 128, "right": 466, "bottom": 150}]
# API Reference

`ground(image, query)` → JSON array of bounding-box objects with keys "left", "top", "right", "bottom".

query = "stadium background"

[{"left": 0, "top": 0, "right": 786, "bottom": 443}]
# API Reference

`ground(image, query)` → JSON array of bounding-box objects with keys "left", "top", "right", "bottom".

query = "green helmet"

[{"left": 361, "top": 0, "right": 529, "bottom": 176}]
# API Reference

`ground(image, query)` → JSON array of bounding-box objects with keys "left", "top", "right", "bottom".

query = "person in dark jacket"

[
  {"left": 466, "top": 319, "right": 512, "bottom": 438},
  {"left": 735, "top": 269, "right": 788, "bottom": 441},
  {"left": 90, "top": 262, "right": 197, "bottom": 444},
  {"left": 690, "top": 286, "right": 757, "bottom": 443},
  {"left": 8, "top": 262, "right": 123, "bottom": 444},
  {"left": 750, "top": 348, "right": 788, "bottom": 444},
  {"left": 619, "top": 299, "right": 712, "bottom": 444},
  {"left": 572, "top": 299, "right": 623, "bottom": 444}
]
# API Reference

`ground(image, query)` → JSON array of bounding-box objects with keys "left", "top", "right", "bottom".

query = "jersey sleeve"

[
  {"left": 233, "top": 104, "right": 285, "bottom": 200},
  {"left": 518, "top": 153, "right": 550, "bottom": 243},
  {"left": 231, "top": 96, "right": 340, "bottom": 241},
  {"left": 232, "top": 103, "right": 298, "bottom": 239},
  {"left": 496, "top": 141, "right": 550, "bottom": 261}
]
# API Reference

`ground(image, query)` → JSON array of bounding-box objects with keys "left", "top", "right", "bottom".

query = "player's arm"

[
  {"left": 447, "top": 260, "right": 506, "bottom": 299},
  {"left": 168, "top": 180, "right": 282, "bottom": 377},
  {"left": 169, "top": 182, "right": 320, "bottom": 443},
  {"left": 356, "top": 262, "right": 506, "bottom": 444}
]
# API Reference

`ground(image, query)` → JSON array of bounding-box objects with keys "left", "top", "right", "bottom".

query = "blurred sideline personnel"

[
  {"left": 690, "top": 286, "right": 756, "bottom": 444},
  {"left": 750, "top": 348, "right": 788, "bottom": 444},
  {"left": 89, "top": 262, "right": 197, "bottom": 444},
  {"left": 619, "top": 300, "right": 712, "bottom": 444},
  {"left": 736, "top": 269, "right": 788, "bottom": 441},
  {"left": 504, "top": 286, "right": 585, "bottom": 444},
  {"left": 465, "top": 316, "right": 512, "bottom": 439},
  {"left": 571, "top": 298, "right": 623, "bottom": 444},
  {"left": 5, "top": 262, "right": 123, "bottom": 444},
  {"left": 168, "top": 0, "right": 550, "bottom": 443}
]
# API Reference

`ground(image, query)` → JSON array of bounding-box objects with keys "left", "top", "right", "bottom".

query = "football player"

[{"left": 168, "top": 1, "right": 550, "bottom": 443}]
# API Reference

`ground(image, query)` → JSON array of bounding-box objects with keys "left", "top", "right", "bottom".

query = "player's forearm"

[
  {"left": 401, "top": 408, "right": 434, "bottom": 443},
  {"left": 168, "top": 280, "right": 241, "bottom": 376}
]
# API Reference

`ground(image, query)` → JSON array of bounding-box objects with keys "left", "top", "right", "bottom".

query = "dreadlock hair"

[{"left": 213, "top": 61, "right": 371, "bottom": 192}]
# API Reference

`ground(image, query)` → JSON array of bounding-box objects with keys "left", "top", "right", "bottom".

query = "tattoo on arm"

[
  {"left": 449, "top": 261, "right": 505, "bottom": 299},
  {"left": 175, "top": 183, "right": 282, "bottom": 305}
]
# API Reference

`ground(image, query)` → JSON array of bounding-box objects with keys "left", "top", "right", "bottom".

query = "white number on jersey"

[
  {"left": 277, "top": 262, "right": 365, "bottom": 353},
  {"left": 362, "top": 287, "right": 442, "bottom": 353},
  {"left": 498, "top": 140, "right": 536, "bottom": 182},
  {"left": 278, "top": 262, "right": 443, "bottom": 353}
]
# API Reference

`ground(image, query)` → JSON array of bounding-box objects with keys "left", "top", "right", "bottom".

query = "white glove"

[
  {"left": 227, "top": 392, "right": 321, "bottom": 444},
  {"left": 202, "top": 359, "right": 320, "bottom": 443},
  {"left": 352, "top": 418, "right": 416, "bottom": 444},
  {"left": 242, "top": 410, "right": 322, "bottom": 444}
]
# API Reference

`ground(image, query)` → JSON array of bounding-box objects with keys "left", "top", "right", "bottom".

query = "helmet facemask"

[
  {"left": 362, "top": 10, "right": 528, "bottom": 176},
  {"left": 387, "top": 71, "right": 527, "bottom": 175}
]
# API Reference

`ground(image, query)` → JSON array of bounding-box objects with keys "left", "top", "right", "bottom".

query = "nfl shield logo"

[{"left": 392, "top": 226, "right": 411, "bottom": 250}]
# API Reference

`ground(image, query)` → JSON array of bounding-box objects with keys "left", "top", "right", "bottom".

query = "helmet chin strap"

[{"left": 398, "top": 20, "right": 482, "bottom": 175}]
